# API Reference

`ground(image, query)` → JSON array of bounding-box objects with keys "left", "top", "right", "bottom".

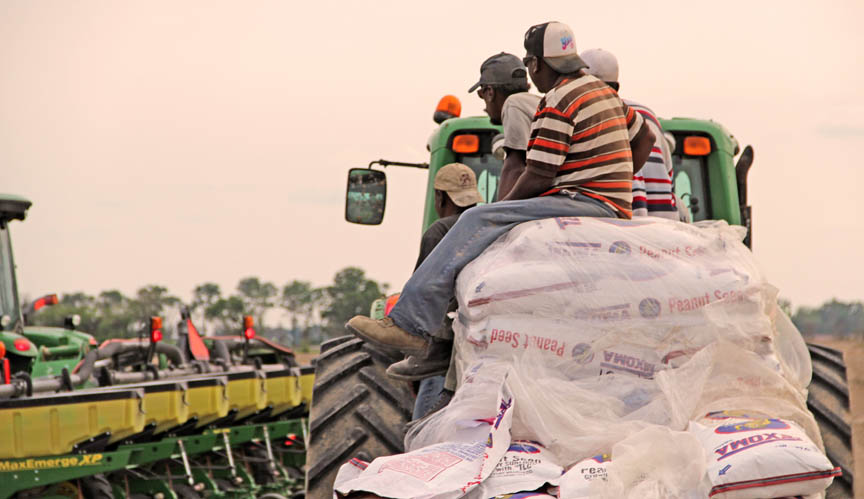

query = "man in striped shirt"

[
  {"left": 345, "top": 21, "right": 655, "bottom": 356},
  {"left": 581, "top": 48, "right": 679, "bottom": 219}
]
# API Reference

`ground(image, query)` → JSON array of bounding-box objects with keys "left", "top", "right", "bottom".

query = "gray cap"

[{"left": 468, "top": 52, "right": 529, "bottom": 93}]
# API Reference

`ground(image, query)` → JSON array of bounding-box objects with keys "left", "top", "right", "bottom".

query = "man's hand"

[
  {"left": 630, "top": 125, "right": 656, "bottom": 175},
  {"left": 501, "top": 168, "right": 555, "bottom": 201}
]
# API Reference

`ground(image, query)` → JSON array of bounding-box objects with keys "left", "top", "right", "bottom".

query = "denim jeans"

[
  {"left": 389, "top": 193, "right": 615, "bottom": 337},
  {"left": 413, "top": 375, "right": 446, "bottom": 420}
]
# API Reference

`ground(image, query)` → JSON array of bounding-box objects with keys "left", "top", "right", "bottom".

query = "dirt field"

[
  {"left": 294, "top": 350, "right": 318, "bottom": 367},
  {"left": 809, "top": 337, "right": 864, "bottom": 497}
]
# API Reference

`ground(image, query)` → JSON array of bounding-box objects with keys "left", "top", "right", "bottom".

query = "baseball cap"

[
  {"left": 523, "top": 21, "right": 587, "bottom": 74},
  {"left": 580, "top": 48, "right": 619, "bottom": 83},
  {"left": 468, "top": 52, "right": 529, "bottom": 93},
  {"left": 434, "top": 163, "right": 484, "bottom": 207}
]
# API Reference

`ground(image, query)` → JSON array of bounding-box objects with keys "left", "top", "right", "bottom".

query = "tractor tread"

[
  {"left": 319, "top": 336, "right": 357, "bottom": 355},
  {"left": 305, "top": 338, "right": 414, "bottom": 499},
  {"left": 805, "top": 343, "right": 854, "bottom": 498}
]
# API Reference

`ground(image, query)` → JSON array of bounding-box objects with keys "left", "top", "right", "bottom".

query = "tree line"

[
  {"left": 28, "top": 272, "right": 863, "bottom": 345},
  {"left": 27, "top": 267, "right": 388, "bottom": 347},
  {"left": 784, "top": 298, "right": 864, "bottom": 339}
]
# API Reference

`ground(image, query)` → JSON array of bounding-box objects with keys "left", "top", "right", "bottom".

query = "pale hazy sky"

[{"left": 2, "top": 0, "right": 862, "bottom": 310}]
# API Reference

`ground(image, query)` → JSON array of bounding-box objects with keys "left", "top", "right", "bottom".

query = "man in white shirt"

[{"left": 469, "top": 52, "right": 541, "bottom": 199}]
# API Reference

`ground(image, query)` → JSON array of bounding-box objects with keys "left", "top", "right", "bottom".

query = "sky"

[{"left": 1, "top": 0, "right": 862, "bottom": 310}]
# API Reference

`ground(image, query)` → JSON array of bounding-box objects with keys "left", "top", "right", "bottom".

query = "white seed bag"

[
  {"left": 464, "top": 440, "right": 562, "bottom": 499},
  {"left": 347, "top": 217, "right": 827, "bottom": 498},
  {"left": 557, "top": 454, "right": 611, "bottom": 498},
  {"left": 689, "top": 412, "right": 840, "bottom": 498},
  {"left": 335, "top": 381, "right": 515, "bottom": 498}
]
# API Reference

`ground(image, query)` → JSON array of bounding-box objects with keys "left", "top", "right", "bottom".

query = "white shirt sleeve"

[{"left": 502, "top": 93, "right": 540, "bottom": 151}]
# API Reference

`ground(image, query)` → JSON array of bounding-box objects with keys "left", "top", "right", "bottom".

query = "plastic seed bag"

[
  {"left": 464, "top": 440, "right": 562, "bottom": 499},
  {"left": 557, "top": 454, "right": 611, "bottom": 498},
  {"left": 335, "top": 380, "right": 515, "bottom": 498},
  {"left": 689, "top": 412, "right": 840, "bottom": 499}
]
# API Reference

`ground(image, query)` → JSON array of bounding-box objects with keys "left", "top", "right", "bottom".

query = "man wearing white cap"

[
  {"left": 581, "top": 48, "right": 679, "bottom": 219},
  {"left": 345, "top": 21, "right": 656, "bottom": 361}
]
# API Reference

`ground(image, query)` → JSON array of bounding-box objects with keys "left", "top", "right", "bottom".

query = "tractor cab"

[
  {"left": 0, "top": 194, "right": 30, "bottom": 333},
  {"left": 661, "top": 118, "right": 754, "bottom": 246},
  {"left": 0, "top": 194, "right": 99, "bottom": 380}
]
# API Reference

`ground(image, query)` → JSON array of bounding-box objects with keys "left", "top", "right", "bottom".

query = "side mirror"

[{"left": 346, "top": 168, "right": 387, "bottom": 225}]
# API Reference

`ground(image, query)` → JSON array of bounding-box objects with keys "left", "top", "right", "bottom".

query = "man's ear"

[{"left": 485, "top": 86, "right": 496, "bottom": 101}]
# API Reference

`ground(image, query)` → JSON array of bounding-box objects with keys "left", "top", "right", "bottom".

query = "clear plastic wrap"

[{"left": 365, "top": 217, "right": 828, "bottom": 498}]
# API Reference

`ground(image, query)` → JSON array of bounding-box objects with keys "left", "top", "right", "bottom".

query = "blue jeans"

[
  {"left": 413, "top": 375, "right": 446, "bottom": 420},
  {"left": 389, "top": 193, "right": 615, "bottom": 337}
]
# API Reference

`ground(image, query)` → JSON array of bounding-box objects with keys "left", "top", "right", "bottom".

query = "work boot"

[
  {"left": 346, "top": 316, "right": 428, "bottom": 355},
  {"left": 386, "top": 339, "right": 452, "bottom": 381}
]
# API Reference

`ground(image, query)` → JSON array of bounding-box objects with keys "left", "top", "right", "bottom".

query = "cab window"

[{"left": 450, "top": 131, "right": 503, "bottom": 203}]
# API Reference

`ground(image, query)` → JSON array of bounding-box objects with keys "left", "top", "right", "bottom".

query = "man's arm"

[
  {"left": 621, "top": 101, "right": 654, "bottom": 174},
  {"left": 497, "top": 149, "right": 526, "bottom": 200},
  {"left": 496, "top": 95, "right": 538, "bottom": 200},
  {"left": 500, "top": 167, "right": 555, "bottom": 200},
  {"left": 503, "top": 103, "right": 572, "bottom": 201},
  {"left": 630, "top": 125, "right": 655, "bottom": 175}
]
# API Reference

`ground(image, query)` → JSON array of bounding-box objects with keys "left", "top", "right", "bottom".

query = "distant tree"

[
  {"left": 94, "top": 290, "right": 133, "bottom": 339},
  {"left": 131, "top": 285, "right": 180, "bottom": 318},
  {"left": 62, "top": 292, "right": 95, "bottom": 309},
  {"left": 190, "top": 282, "right": 221, "bottom": 332},
  {"left": 281, "top": 280, "right": 319, "bottom": 343},
  {"left": 319, "top": 267, "right": 387, "bottom": 338},
  {"left": 793, "top": 299, "right": 864, "bottom": 338},
  {"left": 205, "top": 296, "right": 245, "bottom": 333},
  {"left": 97, "top": 290, "right": 126, "bottom": 310},
  {"left": 236, "top": 277, "right": 277, "bottom": 331}
]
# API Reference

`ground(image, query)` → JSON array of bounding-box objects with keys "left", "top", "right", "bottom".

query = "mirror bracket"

[{"left": 369, "top": 159, "right": 429, "bottom": 169}]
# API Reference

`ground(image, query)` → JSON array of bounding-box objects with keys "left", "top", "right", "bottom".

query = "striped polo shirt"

[
  {"left": 526, "top": 74, "right": 644, "bottom": 218},
  {"left": 626, "top": 99, "right": 678, "bottom": 219}
]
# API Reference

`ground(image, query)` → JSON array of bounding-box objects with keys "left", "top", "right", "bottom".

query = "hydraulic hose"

[{"left": 0, "top": 340, "right": 188, "bottom": 399}]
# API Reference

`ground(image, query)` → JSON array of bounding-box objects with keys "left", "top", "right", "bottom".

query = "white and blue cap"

[{"left": 524, "top": 21, "right": 587, "bottom": 74}]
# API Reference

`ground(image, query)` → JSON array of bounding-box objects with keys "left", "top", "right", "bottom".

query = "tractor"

[{"left": 304, "top": 98, "right": 856, "bottom": 498}]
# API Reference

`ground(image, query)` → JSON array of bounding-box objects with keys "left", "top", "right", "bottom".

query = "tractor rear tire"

[
  {"left": 305, "top": 336, "right": 414, "bottom": 499},
  {"left": 806, "top": 343, "right": 855, "bottom": 498}
]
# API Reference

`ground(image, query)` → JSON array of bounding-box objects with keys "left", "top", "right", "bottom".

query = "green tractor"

[
  {"left": 305, "top": 100, "right": 855, "bottom": 497},
  {"left": 0, "top": 194, "right": 100, "bottom": 383},
  {"left": 0, "top": 194, "right": 314, "bottom": 498}
]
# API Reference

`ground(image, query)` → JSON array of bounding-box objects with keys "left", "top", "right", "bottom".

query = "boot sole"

[
  {"left": 386, "top": 365, "right": 449, "bottom": 382},
  {"left": 345, "top": 323, "right": 428, "bottom": 356}
]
